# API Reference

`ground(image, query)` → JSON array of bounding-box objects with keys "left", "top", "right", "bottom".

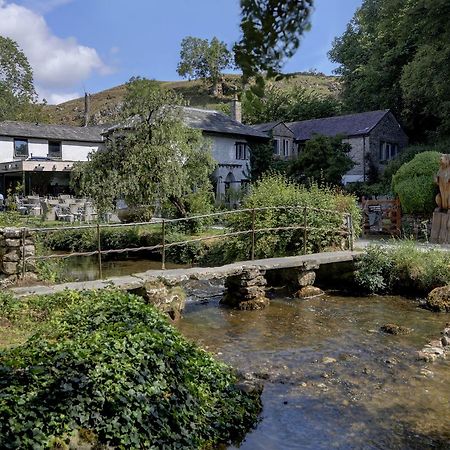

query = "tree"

[
  {"left": 72, "top": 78, "right": 216, "bottom": 219},
  {"left": 329, "top": 0, "right": 450, "bottom": 141},
  {"left": 392, "top": 151, "right": 440, "bottom": 215},
  {"left": 289, "top": 134, "right": 354, "bottom": 185},
  {"left": 0, "top": 36, "right": 46, "bottom": 122},
  {"left": 242, "top": 83, "right": 342, "bottom": 124},
  {"left": 177, "top": 36, "right": 232, "bottom": 96},
  {"left": 234, "top": 0, "right": 314, "bottom": 84}
]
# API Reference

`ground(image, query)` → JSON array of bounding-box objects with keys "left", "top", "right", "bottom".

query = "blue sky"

[{"left": 0, "top": 0, "right": 362, "bottom": 103}]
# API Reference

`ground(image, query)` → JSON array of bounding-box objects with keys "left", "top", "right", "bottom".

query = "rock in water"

[
  {"left": 380, "top": 323, "right": 412, "bottom": 335},
  {"left": 426, "top": 286, "right": 450, "bottom": 312},
  {"left": 295, "top": 286, "right": 324, "bottom": 299}
]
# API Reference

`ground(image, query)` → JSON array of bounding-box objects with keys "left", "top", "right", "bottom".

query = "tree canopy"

[
  {"left": 329, "top": 0, "right": 450, "bottom": 141},
  {"left": 234, "top": 0, "right": 314, "bottom": 84},
  {"left": 0, "top": 35, "right": 44, "bottom": 122},
  {"left": 289, "top": 134, "right": 354, "bottom": 185},
  {"left": 177, "top": 36, "right": 233, "bottom": 96},
  {"left": 242, "top": 83, "right": 341, "bottom": 124},
  {"left": 72, "top": 78, "right": 216, "bottom": 218}
]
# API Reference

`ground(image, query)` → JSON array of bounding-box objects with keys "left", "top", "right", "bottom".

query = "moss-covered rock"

[{"left": 426, "top": 285, "right": 450, "bottom": 312}]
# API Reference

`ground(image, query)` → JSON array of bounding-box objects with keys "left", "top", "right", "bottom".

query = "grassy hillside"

[{"left": 45, "top": 72, "right": 340, "bottom": 126}]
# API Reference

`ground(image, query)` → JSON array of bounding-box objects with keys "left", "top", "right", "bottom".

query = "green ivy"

[{"left": 0, "top": 289, "right": 261, "bottom": 449}]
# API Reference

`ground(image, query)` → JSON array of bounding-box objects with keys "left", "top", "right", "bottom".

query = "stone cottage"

[{"left": 253, "top": 110, "right": 409, "bottom": 184}]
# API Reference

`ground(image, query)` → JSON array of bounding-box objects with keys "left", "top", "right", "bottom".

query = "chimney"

[
  {"left": 84, "top": 92, "right": 90, "bottom": 127},
  {"left": 230, "top": 93, "right": 242, "bottom": 123}
]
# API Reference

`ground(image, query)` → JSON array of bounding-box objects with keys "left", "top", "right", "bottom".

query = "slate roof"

[
  {"left": 181, "top": 107, "right": 268, "bottom": 138},
  {"left": 250, "top": 121, "right": 281, "bottom": 132},
  {"left": 286, "top": 110, "right": 390, "bottom": 141},
  {"left": 0, "top": 121, "right": 105, "bottom": 143}
]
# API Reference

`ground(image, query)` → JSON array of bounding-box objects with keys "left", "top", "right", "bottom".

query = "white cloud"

[
  {"left": 0, "top": 0, "right": 110, "bottom": 104},
  {"left": 43, "top": 90, "right": 80, "bottom": 104}
]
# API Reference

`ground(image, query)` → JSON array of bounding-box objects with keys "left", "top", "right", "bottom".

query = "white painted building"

[
  {"left": 181, "top": 106, "right": 268, "bottom": 200},
  {"left": 0, "top": 121, "right": 104, "bottom": 195}
]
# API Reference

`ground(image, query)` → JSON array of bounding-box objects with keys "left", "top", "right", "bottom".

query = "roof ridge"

[{"left": 287, "top": 109, "right": 389, "bottom": 126}]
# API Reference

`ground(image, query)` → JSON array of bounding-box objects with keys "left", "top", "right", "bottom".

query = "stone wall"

[{"left": 0, "top": 228, "right": 36, "bottom": 283}]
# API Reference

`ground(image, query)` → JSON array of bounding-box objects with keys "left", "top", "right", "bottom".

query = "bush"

[
  {"left": 221, "top": 174, "right": 361, "bottom": 261},
  {"left": 392, "top": 151, "right": 441, "bottom": 214},
  {"left": 355, "top": 241, "right": 450, "bottom": 295},
  {"left": 0, "top": 290, "right": 261, "bottom": 449}
]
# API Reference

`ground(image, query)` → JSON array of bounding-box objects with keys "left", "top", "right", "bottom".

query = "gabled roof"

[
  {"left": 0, "top": 121, "right": 105, "bottom": 143},
  {"left": 250, "top": 121, "right": 281, "bottom": 132},
  {"left": 287, "top": 110, "right": 391, "bottom": 141},
  {"left": 181, "top": 107, "right": 268, "bottom": 139}
]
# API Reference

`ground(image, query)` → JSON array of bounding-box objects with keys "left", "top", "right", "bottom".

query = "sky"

[{"left": 0, "top": 0, "right": 362, "bottom": 104}]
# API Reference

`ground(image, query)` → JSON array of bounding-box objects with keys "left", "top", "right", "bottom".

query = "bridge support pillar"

[{"left": 221, "top": 268, "right": 269, "bottom": 310}]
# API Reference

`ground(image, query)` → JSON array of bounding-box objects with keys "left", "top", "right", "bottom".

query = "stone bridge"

[{"left": 11, "top": 251, "right": 359, "bottom": 314}]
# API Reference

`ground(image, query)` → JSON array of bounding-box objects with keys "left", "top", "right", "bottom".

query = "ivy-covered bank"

[{"left": 0, "top": 290, "right": 261, "bottom": 449}]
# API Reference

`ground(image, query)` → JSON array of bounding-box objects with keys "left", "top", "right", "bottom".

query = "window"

[
  {"left": 273, "top": 139, "right": 280, "bottom": 155},
  {"left": 235, "top": 142, "right": 248, "bottom": 160},
  {"left": 48, "top": 141, "right": 62, "bottom": 158},
  {"left": 379, "top": 141, "right": 399, "bottom": 162},
  {"left": 14, "top": 139, "right": 28, "bottom": 158},
  {"left": 282, "top": 139, "right": 290, "bottom": 157}
]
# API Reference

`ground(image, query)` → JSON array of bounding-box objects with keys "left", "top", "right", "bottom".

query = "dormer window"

[
  {"left": 14, "top": 139, "right": 29, "bottom": 158},
  {"left": 48, "top": 141, "right": 62, "bottom": 159}
]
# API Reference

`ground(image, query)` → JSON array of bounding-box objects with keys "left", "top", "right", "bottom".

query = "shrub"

[
  {"left": 0, "top": 290, "right": 261, "bottom": 449},
  {"left": 355, "top": 241, "right": 450, "bottom": 295},
  {"left": 392, "top": 151, "right": 440, "bottom": 214},
  {"left": 222, "top": 174, "right": 361, "bottom": 260}
]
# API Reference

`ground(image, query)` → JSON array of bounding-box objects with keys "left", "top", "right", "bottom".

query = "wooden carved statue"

[{"left": 435, "top": 154, "right": 450, "bottom": 210}]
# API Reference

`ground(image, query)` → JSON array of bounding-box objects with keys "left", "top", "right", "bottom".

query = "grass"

[{"left": 44, "top": 72, "right": 340, "bottom": 126}]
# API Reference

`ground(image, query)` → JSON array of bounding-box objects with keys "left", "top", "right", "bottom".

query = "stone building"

[{"left": 253, "top": 110, "right": 408, "bottom": 184}]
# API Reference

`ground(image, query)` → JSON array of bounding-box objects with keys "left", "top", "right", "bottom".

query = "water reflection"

[
  {"left": 176, "top": 292, "right": 450, "bottom": 449},
  {"left": 60, "top": 255, "right": 185, "bottom": 281}
]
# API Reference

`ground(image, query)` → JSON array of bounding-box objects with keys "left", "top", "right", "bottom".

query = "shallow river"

[{"left": 176, "top": 287, "right": 450, "bottom": 449}]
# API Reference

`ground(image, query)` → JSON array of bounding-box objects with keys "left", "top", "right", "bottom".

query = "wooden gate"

[{"left": 362, "top": 198, "right": 401, "bottom": 236}]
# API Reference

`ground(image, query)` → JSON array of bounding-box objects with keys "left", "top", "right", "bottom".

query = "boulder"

[
  {"left": 295, "top": 286, "right": 324, "bottom": 299},
  {"left": 426, "top": 286, "right": 450, "bottom": 312},
  {"left": 380, "top": 323, "right": 412, "bottom": 335}
]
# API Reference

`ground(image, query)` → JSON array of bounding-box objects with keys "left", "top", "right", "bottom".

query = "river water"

[{"left": 176, "top": 288, "right": 450, "bottom": 449}]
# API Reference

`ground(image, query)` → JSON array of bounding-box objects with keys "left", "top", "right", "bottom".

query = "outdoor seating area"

[{"left": 12, "top": 195, "right": 99, "bottom": 223}]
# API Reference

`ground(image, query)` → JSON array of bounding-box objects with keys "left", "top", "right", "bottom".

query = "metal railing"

[{"left": 21, "top": 205, "right": 354, "bottom": 280}]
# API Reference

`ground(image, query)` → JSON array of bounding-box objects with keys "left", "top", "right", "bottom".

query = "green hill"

[{"left": 45, "top": 72, "right": 340, "bottom": 126}]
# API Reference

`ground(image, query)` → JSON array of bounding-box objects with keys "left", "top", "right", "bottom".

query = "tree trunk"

[{"left": 169, "top": 195, "right": 188, "bottom": 218}]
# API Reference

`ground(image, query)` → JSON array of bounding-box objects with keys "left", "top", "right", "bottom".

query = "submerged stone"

[{"left": 380, "top": 323, "right": 412, "bottom": 335}]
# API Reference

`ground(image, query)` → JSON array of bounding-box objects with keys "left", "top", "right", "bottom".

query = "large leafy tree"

[
  {"left": 177, "top": 36, "right": 233, "bottom": 96},
  {"left": 0, "top": 36, "right": 43, "bottom": 121},
  {"left": 329, "top": 0, "right": 450, "bottom": 141},
  {"left": 72, "top": 78, "right": 216, "bottom": 218},
  {"left": 242, "top": 83, "right": 341, "bottom": 124},
  {"left": 234, "top": 0, "right": 314, "bottom": 84},
  {"left": 289, "top": 134, "right": 354, "bottom": 185}
]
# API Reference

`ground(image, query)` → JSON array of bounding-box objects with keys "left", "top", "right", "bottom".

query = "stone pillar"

[
  {"left": 295, "top": 270, "right": 324, "bottom": 299},
  {"left": 221, "top": 268, "right": 269, "bottom": 310},
  {"left": 133, "top": 281, "right": 186, "bottom": 321},
  {"left": 0, "top": 227, "right": 37, "bottom": 282}
]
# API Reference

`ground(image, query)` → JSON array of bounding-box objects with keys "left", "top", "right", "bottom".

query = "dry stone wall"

[{"left": 0, "top": 228, "right": 37, "bottom": 283}]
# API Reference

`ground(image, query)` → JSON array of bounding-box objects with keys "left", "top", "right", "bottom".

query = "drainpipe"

[{"left": 363, "top": 135, "right": 367, "bottom": 183}]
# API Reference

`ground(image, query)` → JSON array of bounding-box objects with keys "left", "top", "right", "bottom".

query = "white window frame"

[{"left": 235, "top": 142, "right": 248, "bottom": 160}]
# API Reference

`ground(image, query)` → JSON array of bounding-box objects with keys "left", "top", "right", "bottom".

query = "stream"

[{"left": 176, "top": 286, "right": 450, "bottom": 449}]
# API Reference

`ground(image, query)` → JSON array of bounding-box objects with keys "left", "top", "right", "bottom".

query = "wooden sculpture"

[{"left": 435, "top": 154, "right": 450, "bottom": 210}]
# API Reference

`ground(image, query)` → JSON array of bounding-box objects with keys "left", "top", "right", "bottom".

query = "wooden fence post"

[
  {"left": 303, "top": 206, "right": 307, "bottom": 254},
  {"left": 161, "top": 219, "right": 166, "bottom": 270},
  {"left": 251, "top": 208, "right": 256, "bottom": 260},
  {"left": 347, "top": 214, "right": 354, "bottom": 251},
  {"left": 96, "top": 222, "right": 103, "bottom": 279}
]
